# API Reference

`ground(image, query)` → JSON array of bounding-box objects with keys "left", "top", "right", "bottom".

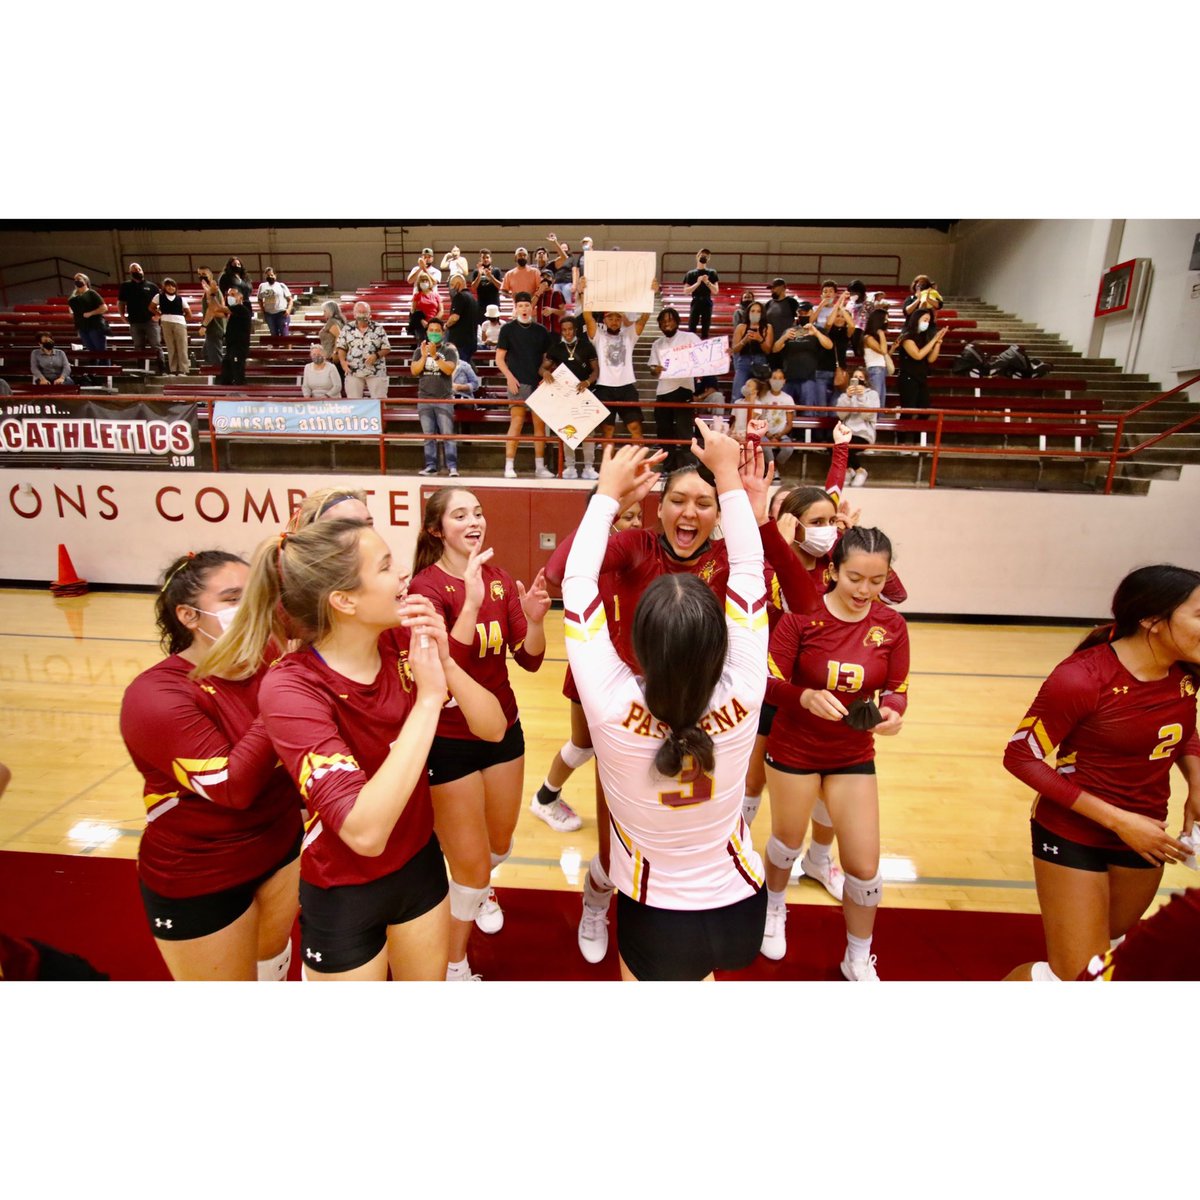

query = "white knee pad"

[
  {"left": 256, "top": 941, "right": 292, "bottom": 982},
  {"left": 1031, "top": 960, "right": 1061, "bottom": 983},
  {"left": 843, "top": 870, "right": 883, "bottom": 907},
  {"left": 490, "top": 839, "right": 514, "bottom": 871},
  {"left": 812, "top": 798, "right": 832, "bottom": 827},
  {"left": 560, "top": 739, "right": 595, "bottom": 770},
  {"left": 766, "top": 836, "right": 803, "bottom": 872},
  {"left": 449, "top": 880, "right": 491, "bottom": 922}
]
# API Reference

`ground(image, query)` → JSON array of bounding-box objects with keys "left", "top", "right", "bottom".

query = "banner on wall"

[
  {"left": 211, "top": 398, "right": 382, "bottom": 436},
  {"left": 0, "top": 399, "right": 199, "bottom": 470},
  {"left": 0, "top": 470, "right": 420, "bottom": 586}
]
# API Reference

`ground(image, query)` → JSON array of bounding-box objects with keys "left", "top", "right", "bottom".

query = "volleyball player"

[
  {"left": 1003, "top": 564, "right": 1200, "bottom": 982},
  {"left": 409, "top": 488, "right": 550, "bottom": 981},
  {"left": 561, "top": 426, "right": 768, "bottom": 980},
  {"left": 196, "top": 521, "right": 506, "bottom": 982},
  {"left": 287, "top": 486, "right": 373, "bottom": 530},
  {"left": 531, "top": 494, "right": 644, "bottom": 833},
  {"left": 762, "top": 527, "right": 910, "bottom": 980},
  {"left": 120, "top": 551, "right": 303, "bottom": 981}
]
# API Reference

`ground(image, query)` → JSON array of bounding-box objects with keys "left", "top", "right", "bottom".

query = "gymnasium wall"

[{"left": 5, "top": 465, "right": 1198, "bottom": 618}]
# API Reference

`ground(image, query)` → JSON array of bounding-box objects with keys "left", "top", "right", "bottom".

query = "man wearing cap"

[
  {"left": 118, "top": 262, "right": 166, "bottom": 373},
  {"left": 444, "top": 272, "right": 479, "bottom": 364},
  {"left": 502, "top": 248, "right": 543, "bottom": 302},
  {"left": 682, "top": 248, "right": 720, "bottom": 340},
  {"left": 257, "top": 267, "right": 294, "bottom": 337},
  {"left": 470, "top": 249, "right": 504, "bottom": 316},
  {"left": 763, "top": 277, "right": 800, "bottom": 369},
  {"left": 407, "top": 248, "right": 442, "bottom": 284}
]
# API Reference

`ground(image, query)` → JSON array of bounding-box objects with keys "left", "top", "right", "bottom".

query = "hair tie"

[{"left": 160, "top": 551, "right": 196, "bottom": 593}]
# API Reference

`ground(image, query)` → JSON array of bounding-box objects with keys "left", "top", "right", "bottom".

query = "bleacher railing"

[
  {"left": 0, "top": 257, "right": 111, "bottom": 306},
  {"left": 116, "top": 252, "right": 334, "bottom": 290},
  {"left": 659, "top": 252, "right": 902, "bottom": 288}
]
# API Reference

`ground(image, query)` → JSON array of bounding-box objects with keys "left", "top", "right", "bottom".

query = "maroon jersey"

[
  {"left": 765, "top": 601, "right": 910, "bottom": 770},
  {"left": 257, "top": 629, "right": 435, "bottom": 888},
  {"left": 1003, "top": 643, "right": 1199, "bottom": 851},
  {"left": 1079, "top": 888, "right": 1200, "bottom": 981},
  {"left": 120, "top": 657, "right": 303, "bottom": 898},
  {"left": 409, "top": 562, "right": 543, "bottom": 739}
]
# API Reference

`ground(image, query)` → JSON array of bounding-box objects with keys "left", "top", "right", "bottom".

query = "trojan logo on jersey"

[
  {"left": 562, "top": 424, "right": 578, "bottom": 440},
  {"left": 490, "top": 580, "right": 505, "bottom": 601},
  {"left": 1182, "top": 677, "right": 1196, "bottom": 699},
  {"left": 396, "top": 650, "right": 413, "bottom": 692},
  {"left": 863, "top": 625, "right": 888, "bottom": 648},
  {"left": 698, "top": 560, "right": 717, "bottom": 584}
]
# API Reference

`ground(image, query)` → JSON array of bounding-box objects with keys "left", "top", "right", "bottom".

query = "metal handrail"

[
  {"left": 659, "top": 251, "right": 903, "bottom": 288},
  {"left": 0, "top": 256, "right": 111, "bottom": 306},
  {"left": 116, "top": 251, "right": 334, "bottom": 289}
]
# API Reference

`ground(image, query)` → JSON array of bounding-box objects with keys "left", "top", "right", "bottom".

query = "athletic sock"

[
  {"left": 536, "top": 779, "right": 562, "bottom": 806},
  {"left": 583, "top": 856, "right": 614, "bottom": 910},
  {"left": 767, "top": 887, "right": 788, "bottom": 911},
  {"left": 846, "top": 932, "right": 873, "bottom": 961},
  {"left": 806, "top": 839, "right": 832, "bottom": 866}
]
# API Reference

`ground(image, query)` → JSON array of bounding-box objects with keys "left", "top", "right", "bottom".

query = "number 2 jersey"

[
  {"left": 562, "top": 488, "right": 768, "bottom": 911},
  {"left": 765, "top": 602, "right": 910, "bottom": 770},
  {"left": 1003, "top": 642, "right": 1199, "bottom": 851},
  {"left": 408, "top": 561, "right": 544, "bottom": 738}
]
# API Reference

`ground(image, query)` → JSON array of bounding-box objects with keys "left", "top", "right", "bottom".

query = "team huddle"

[{"left": 119, "top": 419, "right": 1200, "bottom": 982}]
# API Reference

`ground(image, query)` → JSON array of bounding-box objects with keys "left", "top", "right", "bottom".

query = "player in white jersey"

[{"left": 561, "top": 424, "right": 770, "bottom": 980}]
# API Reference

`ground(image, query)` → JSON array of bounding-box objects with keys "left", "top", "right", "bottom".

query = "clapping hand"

[
  {"left": 517, "top": 569, "right": 551, "bottom": 624},
  {"left": 597, "top": 443, "right": 667, "bottom": 506}
]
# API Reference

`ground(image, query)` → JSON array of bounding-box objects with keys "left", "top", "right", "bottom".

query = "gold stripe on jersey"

[
  {"left": 767, "top": 652, "right": 785, "bottom": 680},
  {"left": 727, "top": 826, "right": 764, "bottom": 888},
  {"left": 301, "top": 812, "right": 324, "bottom": 852},
  {"left": 1009, "top": 716, "right": 1053, "bottom": 760},
  {"left": 609, "top": 812, "right": 633, "bottom": 858},
  {"left": 1055, "top": 750, "right": 1078, "bottom": 775},
  {"left": 172, "top": 755, "right": 230, "bottom": 801},
  {"left": 769, "top": 574, "right": 783, "bottom": 612},
  {"left": 143, "top": 790, "right": 181, "bottom": 821},
  {"left": 889, "top": 678, "right": 910, "bottom": 695},
  {"left": 563, "top": 596, "right": 606, "bottom": 643},
  {"left": 631, "top": 849, "right": 650, "bottom": 903},
  {"left": 297, "top": 751, "right": 360, "bottom": 802},
  {"left": 724, "top": 587, "right": 768, "bottom": 631}
]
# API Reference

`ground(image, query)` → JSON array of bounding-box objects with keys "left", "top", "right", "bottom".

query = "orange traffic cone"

[{"left": 50, "top": 544, "right": 89, "bottom": 597}]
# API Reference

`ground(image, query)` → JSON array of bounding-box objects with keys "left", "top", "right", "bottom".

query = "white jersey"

[{"left": 562, "top": 489, "right": 768, "bottom": 910}]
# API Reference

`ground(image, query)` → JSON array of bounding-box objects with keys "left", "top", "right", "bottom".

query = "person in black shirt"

[
  {"left": 896, "top": 306, "right": 947, "bottom": 443},
  {"left": 218, "top": 257, "right": 253, "bottom": 306},
  {"left": 496, "top": 292, "right": 553, "bottom": 478},
  {"left": 118, "top": 262, "right": 166, "bottom": 372},
  {"left": 763, "top": 278, "right": 800, "bottom": 367},
  {"left": 540, "top": 315, "right": 599, "bottom": 480},
  {"left": 470, "top": 249, "right": 504, "bottom": 316},
  {"left": 682, "top": 248, "right": 719, "bottom": 339},
  {"left": 445, "top": 274, "right": 479, "bottom": 364},
  {"left": 773, "top": 302, "right": 833, "bottom": 416},
  {"left": 219, "top": 285, "right": 252, "bottom": 385},
  {"left": 67, "top": 272, "right": 108, "bottom": 354}
]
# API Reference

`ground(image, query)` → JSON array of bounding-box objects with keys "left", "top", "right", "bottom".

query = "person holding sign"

[
  {"left": 540, "top": 315, "right": 599, "bottom": 479},
  {"left": 583, "top": 294, "right": 656, "bottom": 444},
  {"left": 648, "top": 307, "right": 701, "bottom": 471}
]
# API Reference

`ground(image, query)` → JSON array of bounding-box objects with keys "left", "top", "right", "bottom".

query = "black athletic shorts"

[
  {"left": 764, "top": 755, "right": 875, "bottom": 778},
  {"left": 139, "top": 832, "right": 302, "bottom": 942},
  {"left": 427, "top": 720, "right": 525, "bottom": 786},
  {"left": 298, "top": 834, "right": 449, "bottom": 974},
  {"left": 616, "top": 886, "right": 768, "bottom": 981},
  {"left": 757, "top": 703, "right": 778, "bottom": 737},
  {"left": 593, "top": 383, "right": 643, "bottom": 429},
  {"left": 1030, "top": 819, "right": 1156, "bottom": 872}
]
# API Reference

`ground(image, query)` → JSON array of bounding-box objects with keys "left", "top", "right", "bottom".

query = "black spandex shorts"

[
  {"left": 139, "top": 832, "right": 302, "bottom": 942},
  {"left": 427, "top": 720, "right": 525, "bottom": 786},
  {"left": 1030, "top": 819, "right": 1156, "bottom": 872},
  {"left": 298, "top": 834, "right": 449, "bottom": 974},
  {"left": 593, "top": 383, "right": 643, "bottom": 428},
  {"left": 764, "top": 755, "right": 875, "bottom": 778},
  {"left": 616, "top": 886, "right": 768, "bottom": 981},
  {"left": 757, "top": 703, "right": 778, "bottom": 737}
]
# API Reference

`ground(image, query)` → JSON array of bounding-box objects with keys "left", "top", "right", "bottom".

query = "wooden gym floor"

[{"left": 0, "top": 587, "right": 1194, "bottom": 919}]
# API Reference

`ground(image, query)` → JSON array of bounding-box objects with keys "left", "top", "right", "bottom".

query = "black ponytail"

[{"left": 1075, "top": 565, "right": 1200, "bottom": 659}]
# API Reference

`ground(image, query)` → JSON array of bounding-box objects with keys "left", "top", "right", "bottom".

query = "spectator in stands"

[
  {"left": 408, "top": 269, "right": 443, "bottom": 341},
  {"left": 157, "top": 279, "right": 193, "bottom": 375},
  {"left": 548, "top": 236, "right": 580, "bottom": 315},
  {"left": 31, "top": 332, "right": 71, "bottom": 386},
  {"left": 471, "top": 249, "right": 504, "bottom": 315},
  {"left": 337, "top": 302, "right": 391, "bottom": 399},
  {"left": 533, "top": 248, "right": 557, "bottom": 328},
  {"left": 118, "top": 262, "right": 165, "bottom": 373},
  {"left": 825, "top": 302, "right": 855, "bottom": 403},
  {"left": 197, "top": 267, "right": 226, "bottom": 366},
  {"left": 257, "top": 268, "right": 294, "bottom": 337},
  {"left": 763, "top": 277, "right": 800, "bottom": 366},
  {"left": 503, "top": 248, "right": 543, "bottom": 303},
  {"left": 67, "top": 273, "right": 108, "bottom": 354},
  {"left": 411, "top": 317, "right": 460, "bottom": 478},
  {"left": 763, "top": 369, "right": 797, "bottom": 469},
  {"left": 541, "top": 314, "right": 599, "bottom": 480},
  {"left": 445, "top": 273, "right": 479, "bottom": 364},
  {"left": 219, "top": 286, "right": 251, "bottom": 385},
  {"left": 440, "top": 245, "right": 469, "bottom": 280},
  {"left": 452, "top": 354, "right": 481, "bottom": 401},
  {"left": 572, "top": 235, "right": 594, "bottom": 309},
  {"left": 648, "top": 306, "right": 701, "bottom": 471},
  {"left": 497, "top": 292, "right": 554, "bottom": 478},
  {"left": 732, "top": 287, "right": 756, "bottom": 330},
  {"left": 683, "top": 248, "right": 719, "bottom": 339},
  {"left": 813, "top": 279, "right": 839, "bottom": 329},
  {"left": 862, "top": 305, "right": 892, "bottom": 406},
  {"left": 319, "top": 300, "right": 345, "bottom": 383},
  {"left": 218, "top": 257, "right": 252, "bottom": 306},
  {"left": 895, "top": 305, "right": 947, "bottom": 443},
  {"left": 846, "top": 279, "right": 870, "bottom": 329},
  {"left": 774, "top": 301, "right": 832, "bottom": 416},
  {"left": 302, "top": 345, "right": 343, "bottom": 399},
  {"left": 903, "top": 274, "right": 934, "bottom": 316},
  {"left": 835, "top": 366, "right": 880, "bottom": 486},
  {"left": 479, "top": 303, "right": 503, "bottom": 348},
  {"left": 408, "top": 247, "right": 442, "bottom": 284},
  {"left": 584, "top": 296, "right": 655, "bottom": 446},
  {"left": 731, "top": 297, "right": 772, "bottom": 407}
]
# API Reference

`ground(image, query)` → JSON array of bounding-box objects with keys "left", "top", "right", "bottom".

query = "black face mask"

[
  {"left": 131, "top": 272, "right": 144, "bottom": 281},
  {"left": 41, "top": 341, "right": 54, "bottom": 349},
  {"left": 699, "top": 257, "right": 709, "bottom": 265}
]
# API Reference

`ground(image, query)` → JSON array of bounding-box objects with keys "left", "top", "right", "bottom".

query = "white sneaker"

[
  {"left": 534, "top": 464, "right": 554, "bottom": 479},
  {"left": 840, "top": 952, "right": 880, "bottom": 982},
  {"left": 850, "top": 468, "right": 868, "bottom": 487},
  {"left": 760, "top": 903, "right": 787, "bottom": 960},
  {"left": 529, "top": 792, "right": 582, "bottom": 832},
  {"left": 578, "top": 901, "right": 610, "bottom": 963},
  {"left": 581, "top": 466, "right": 598, "bottom": 481},
  {"left": 475, "top": 888, "right": 504, "bottom": 935},
  {"left": 447, "top": 960, "right": 483, "bottom": 981},
  {"left": 799, "top": 849, "right": 845, "bottom": 902},
  {"left": 562, "top": 465, "right": 579, "bottom": 480},
  {"left": 504, "top": 464, "right": 517, "bottom": 479}
]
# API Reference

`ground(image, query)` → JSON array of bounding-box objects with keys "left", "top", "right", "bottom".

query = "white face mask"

[
  {"left": 192, "top": 605, "right": 238, "bottom": 641},
  {"left": 769, "top": 380, "right": 785, "bottom": 393},
  {"left": 918, "top": 317, "right": 931, "bottom": 333},
  {"left": 799, "top": 526, "right": 839, "bottom": 556},
  {"left": 227, "top": 295, "right": 241, "bottom": 306}
]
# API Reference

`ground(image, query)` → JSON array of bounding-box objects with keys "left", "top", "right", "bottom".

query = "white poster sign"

[
  {"left": 581, "top": 251, "right": 656, "bottom": 314},
  {"left": 526, "top": 365, "right": 610, "bottom": 450},
  {"left": 661, "top": 335, "right": 731, "bottom": 379}
]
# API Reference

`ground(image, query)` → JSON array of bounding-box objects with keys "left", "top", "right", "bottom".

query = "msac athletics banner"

[{"left": 0, "top": 398, "right": 199, "bottom": 470}]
